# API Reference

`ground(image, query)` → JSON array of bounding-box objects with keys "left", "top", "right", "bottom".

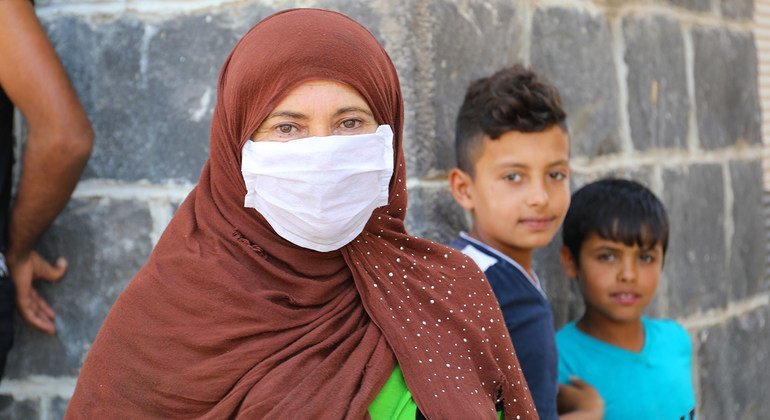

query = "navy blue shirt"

[{"left": 450, "top": 233, "right": 558, "bottom": 420}]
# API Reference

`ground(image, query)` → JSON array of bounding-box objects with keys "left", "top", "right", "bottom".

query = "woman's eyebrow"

[
  {"left": 265, "top": 110, "right": 306, "bottom": 120},
  {"left": 334, "top": 106, "right": 374, "bottom": 118}
]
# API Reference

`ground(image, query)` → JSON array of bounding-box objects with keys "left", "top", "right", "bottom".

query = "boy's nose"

[
  {"left": 618, "top": 259, "right": 637, "bottom": 283},
  {"left": 526, "top": 180, "right": 549, "bottom": 207}
]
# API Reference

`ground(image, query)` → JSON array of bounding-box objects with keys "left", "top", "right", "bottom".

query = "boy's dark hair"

[
  {"left": 454, "top": 64, "right": 567, "bottom": 176},
  {"left": 562, "top": 178, "right": 669, "bottom": 265}
]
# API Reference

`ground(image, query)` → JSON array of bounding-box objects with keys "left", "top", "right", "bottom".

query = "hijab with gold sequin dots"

[{"left": 66, "top": 8, "right": 537, "bottom": 419}]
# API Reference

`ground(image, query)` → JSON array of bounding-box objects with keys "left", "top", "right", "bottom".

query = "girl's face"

[{"left": 251, "top": 80, "right": 378, "bottom": 142}]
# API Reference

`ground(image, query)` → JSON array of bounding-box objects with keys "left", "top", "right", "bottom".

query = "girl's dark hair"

[
  {"left": 454, "top": 64, "right": 567, "bottom": 176},
  {"left": 562, "top": 178, "right": 669, "bottom": 265}
]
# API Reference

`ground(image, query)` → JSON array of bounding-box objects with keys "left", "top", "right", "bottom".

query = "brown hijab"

[{"left": 67, "top": 9, "right": 536, "bottom": 419}]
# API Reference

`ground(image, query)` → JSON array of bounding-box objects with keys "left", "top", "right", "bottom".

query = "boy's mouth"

[
  {"left": 518, "top": 217, "right": 554, "bottom": 230},
  {"left": 610, "top": 292, "right": 641, "bottom": 305}
]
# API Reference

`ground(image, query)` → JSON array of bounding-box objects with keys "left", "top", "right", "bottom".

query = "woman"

[{"left": 66, "top": 9, "right": 536, "bottom": 419}]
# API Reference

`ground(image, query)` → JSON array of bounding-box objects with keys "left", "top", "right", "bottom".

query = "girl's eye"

[{"left": 504, "top": 173, "right": 522, "bottom": 182}]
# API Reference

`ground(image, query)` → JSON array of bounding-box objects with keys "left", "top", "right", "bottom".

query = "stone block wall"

[{"left": 0, "top": 0, "right": 766, "bottom": 418}]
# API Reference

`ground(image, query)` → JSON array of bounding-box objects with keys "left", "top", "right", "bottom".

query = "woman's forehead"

[{"left": 268, "top": 80, "right": 371, "bottom": 113}]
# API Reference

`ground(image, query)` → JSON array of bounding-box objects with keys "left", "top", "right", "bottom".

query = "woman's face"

[{"left": 251, "top": 80, "right": 378, "bottom": 142}]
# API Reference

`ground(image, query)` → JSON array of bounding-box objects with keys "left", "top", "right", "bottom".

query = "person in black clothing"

[{"left": 0, "top": 0, "right": 93, "bottom": 379}]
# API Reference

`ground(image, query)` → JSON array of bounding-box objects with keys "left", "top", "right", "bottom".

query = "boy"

[
  {"left": 558, "top": 178, "right": 696, "bottom": 419},
  {"left": 448, "top": 65, "right": 601, "bottom": 419}
]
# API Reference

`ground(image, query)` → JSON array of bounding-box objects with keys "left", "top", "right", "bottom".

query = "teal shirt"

[{"left": 556, "top": 317, "right": 696, "bottom": 420}]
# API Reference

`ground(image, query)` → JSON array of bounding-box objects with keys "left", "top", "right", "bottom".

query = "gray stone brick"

[
  {"left": 405, "top": 182, "right": 469, "bottom": 244},
  {"left": 5, "top": 198, "right": 153, "bottom": 378},
  {"left": 728, "top": 160, "right": 768, "bottom": 300},
  {"left": 535, "top": 237, "right": 583, "bottom": 329},
  {"left": 693, "top": 27, "right": 761, "bottom": 149},
  {"left": 662, "top": 164, "right": 727, "bottom": 317},
  {"left": 50, "top": 397, "right": 68, "bottom": 420},
  {"left": 0, "top": 395, "right": 40, "bottom": 419},
  {"left": 531, "top": 7, "right": 621, "bottom": 158},
  {"left": 41, "top": 12, "right": 243, "bottom": 184},
  {"left": 569, "top": 168, "right": 654, "bottom": 192},
  {"left": 404, "top": 0, "right": 521, "bottom": 177},
  {"left": 696, "top": 305, "right": 770, "bottom": 417},
  {"left": 668, "top": 0, "right": 715, "bottom": 12},
  {"left": 721, "top": 0, "right": 754, "bottom": 19},
  {"left": 138, "top": 12, "right": 246, "bottom": 183},
  {"left": 623, "top": 16, "right": 689, "bottom": 151}
]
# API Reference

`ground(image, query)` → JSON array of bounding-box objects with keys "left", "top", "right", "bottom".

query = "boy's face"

[
  {"left": 560, "top": 233, "right": 663, "bottom": 325},
  {"left": 449, "top": 125, "right": 570, "bottom": 262}
]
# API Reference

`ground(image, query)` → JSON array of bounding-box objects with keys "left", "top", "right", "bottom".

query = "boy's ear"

[
  {"left": 448, "top": 168, "right": 475, "bottom": 211},
  {"left": 559, "top": 246, "right": 579, "bottom": 279}
]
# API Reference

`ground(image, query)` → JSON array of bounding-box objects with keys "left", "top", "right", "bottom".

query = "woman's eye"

[
  {"left": 341, "top": 119, "right": 361, "bottom": 129},
  {"left": 277, "top": 124, "right": 295, "bottom": 134},
  {"left": 504, "top": 173, "right": 522, "bottom": 182}
]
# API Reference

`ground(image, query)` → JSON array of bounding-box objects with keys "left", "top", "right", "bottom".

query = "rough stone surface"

[
  {"left": 662, "top": 164, "right": 727, "bottom": 318},
  {"left": 41, "top": 12, "right": 237, "bottom": 184},
  {"left": 531, "top": 7, "right": 621, "bottom": 158},
  {"left": 0, "top": 396, "right": 40, "bottom": 419},
  {"left": 569, "top": 167, "right": 654, "bottom": 192},
  {"left": 721, "top": 0, "right": 754, "bottom": 19},
  {"left": 696, "top": 305, "right": 770, "bottom": 417},
  {"left": 405, "top": 0, "right": 521, "bottom": 178},
  {"left": 4, "top": 199, "right": 153, "bottom": 378},
  {"left": 667, "top": 0, "right": 714, "bottom": 12},
  {"left": 624, "top": 16, "right": 689, "bottom": 151},
  {"left": 404, "top": 183, "right": 469, "bottom": 245},
  {"left": 50, "top": 397, "right": 69, "bottom": 420},
  {"left": 537, "top": 238, "right": 583, "bottom": 329},
  {"left": 728, "top": 160, "right": 768, "bottom": 300},
  {"left": 693, "top": 27, "right": 761, "bottom": 149}
]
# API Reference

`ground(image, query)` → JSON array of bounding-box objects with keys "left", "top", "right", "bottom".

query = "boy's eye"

[
  {"left": 549, "top": 171, "right": 567, "bottom": 181},
  {"left": 503, "top": 173, "right": 522, "bottom": 182},
  {"left": 639, "top": 254, "right": 656, "bottom": 263},
  {"left": 597, "top": 253, "right": 616, "bottom": 262}
]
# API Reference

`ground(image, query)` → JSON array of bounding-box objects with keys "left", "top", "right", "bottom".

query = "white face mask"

[{"left": 241, "top": 125, "right": 394, "bottom": 252}]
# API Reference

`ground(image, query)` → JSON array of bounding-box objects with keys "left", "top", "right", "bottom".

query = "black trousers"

[{"left": 0, "top": 274, "right": 14, "bottom": 380}]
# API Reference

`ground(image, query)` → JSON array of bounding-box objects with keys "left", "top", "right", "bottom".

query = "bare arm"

[
  {"left": 558, "top": 377, "right": 604, "bottom": 420},
  {"left": 0, "top": 0, "right": 93, "bottom": 333}
]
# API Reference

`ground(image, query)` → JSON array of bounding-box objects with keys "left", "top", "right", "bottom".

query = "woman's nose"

[{"left": 307, "top": 123, "right": 333, "bottom": 138}]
